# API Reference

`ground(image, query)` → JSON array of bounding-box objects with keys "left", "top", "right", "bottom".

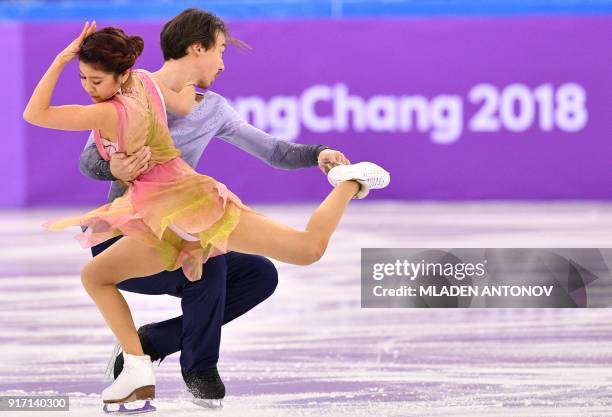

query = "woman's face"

[{"left": 78, "top": 61, "right": 124, "bottom": 103}]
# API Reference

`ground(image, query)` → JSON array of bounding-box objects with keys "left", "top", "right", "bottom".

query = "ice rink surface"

[{"left": 1, "top": 202, "right": 612, "bottom": 416}]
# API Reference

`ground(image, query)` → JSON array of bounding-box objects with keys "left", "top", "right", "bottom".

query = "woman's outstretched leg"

[{"left": 227, "top": 181, "right": 359, "bottom": 265}]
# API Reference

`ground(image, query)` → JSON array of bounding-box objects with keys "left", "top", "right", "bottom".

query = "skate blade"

[
  {"left": 103, "top": 400, "right": 156, "bottom": 414},
  {"left": 103, "top": 343, "right": 122, "bottom": 383},
  {"left": 192, "top": 398, "right": 223, "bottom": 410}
]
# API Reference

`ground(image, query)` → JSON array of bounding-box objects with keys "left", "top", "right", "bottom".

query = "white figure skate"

[
  {"left": 102, "top": 353, "right": 156, "bottom": 414},
  {"left": 327, "top": 162, "right": 390, "bottom": 199}
]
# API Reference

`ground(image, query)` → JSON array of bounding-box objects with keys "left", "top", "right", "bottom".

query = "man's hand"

[
  {"left": 317, "top": 149, "right": 350, "bottom": 174},
  {"left": 110, "top": 146, "right": 151, "bottom": 182}
]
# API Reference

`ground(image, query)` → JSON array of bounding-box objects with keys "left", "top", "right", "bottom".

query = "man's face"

[{"left": 194, "top": 32, "right": 226, "bottom": 89}]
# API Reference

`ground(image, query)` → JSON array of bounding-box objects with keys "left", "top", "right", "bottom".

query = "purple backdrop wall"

[
  {"left": 2, "top": 23, "right": 26, "bottom": 207},
  {"left": 11, "top": 18, "right": 612, "bottom": 206}
]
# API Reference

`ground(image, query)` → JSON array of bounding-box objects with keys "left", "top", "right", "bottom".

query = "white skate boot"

[
  {"left": 102, "top": 353, "right": 156, "bottom": 414},
  {"left": 327, "top": 162, "right": 390, "bottom": 199}
]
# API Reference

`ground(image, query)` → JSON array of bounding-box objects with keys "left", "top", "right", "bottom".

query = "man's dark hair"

[{"left": 160, "top": 8, "right": 245, "bottom": 61}]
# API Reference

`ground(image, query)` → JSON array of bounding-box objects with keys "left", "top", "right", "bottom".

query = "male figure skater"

[{"left": 80, "top": 7, "right": 349, "bottom": 408}]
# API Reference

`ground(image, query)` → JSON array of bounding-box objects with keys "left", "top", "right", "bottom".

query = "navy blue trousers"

[{"left": 91, "top": 236, "right": 278, "bottom": 373}]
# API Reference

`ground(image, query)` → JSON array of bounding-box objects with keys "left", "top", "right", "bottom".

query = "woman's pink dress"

[{"left": 45, "top": 70, "right": 247, "bottom": 281}]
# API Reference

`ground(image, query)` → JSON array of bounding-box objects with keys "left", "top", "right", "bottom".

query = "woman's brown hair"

[{"left": 79, "top": 27, "right": 144, "bottom": 76}]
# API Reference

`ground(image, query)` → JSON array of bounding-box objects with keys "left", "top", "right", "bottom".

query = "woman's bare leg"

[
  {"left": 80, "top": 237, "right": 166, "bottom": 355},
  {"left": 80, "top": 180, "right": 358, "bottom": 353},
  {"left": 227, "top": 181, "right": 359, "bottom": 264}
]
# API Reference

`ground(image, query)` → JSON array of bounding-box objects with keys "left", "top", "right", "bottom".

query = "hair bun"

[
  {"left": 78, "top": 27, "right": 145, "bottom": 75},
  {"left": 128, "top": 36, "right": 144, "bottom": 59}
]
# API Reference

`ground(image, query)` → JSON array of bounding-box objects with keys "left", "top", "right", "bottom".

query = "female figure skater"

[{"left": 23, "top": 22, "right": 390, "bottom": 411}]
